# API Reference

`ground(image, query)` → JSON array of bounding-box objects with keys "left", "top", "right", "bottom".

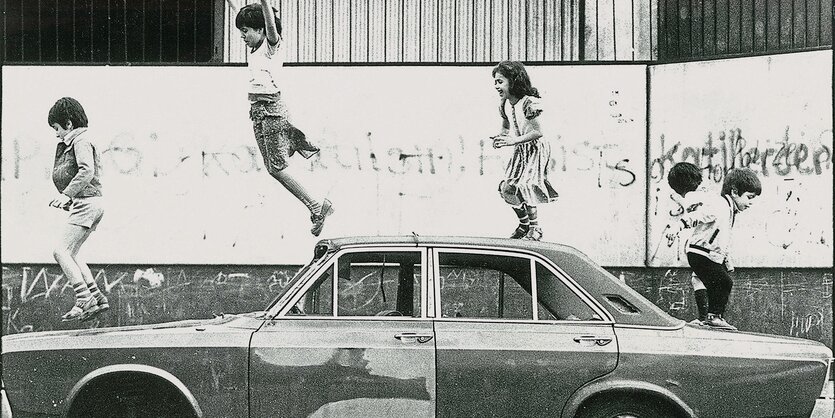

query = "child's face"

[
  {"left": 239, "top": 26, "right": 265, "bottom": 48},
  {"left": 51, "top": 122, "right": 72, "bottom": 141},
  {"left": 731, "top": 189, "right": 758, "bottom": 212},
  {"left": 494, "top": 73, "right": 511, "bottom": 100}
]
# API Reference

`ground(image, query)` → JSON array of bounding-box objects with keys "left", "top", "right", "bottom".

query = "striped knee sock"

[
  {"left": 526, "top": 205, "right": 539, "bottom": 227},
  {"left": 512, "top": 204, "right": 529, "bottom": 226},
  {"left": 86, "top": 282, "right": 106, "bottom": 303},
  {"left": 73, "top": 282, "right": 92, "bottom": 302}
]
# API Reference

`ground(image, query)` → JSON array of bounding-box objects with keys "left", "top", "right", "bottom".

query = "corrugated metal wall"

[
  {"left": 225, "top": 0, "right": 657, "bottom": 63},
  {"left": 657, "top": 0, "right": 833, "bottom": 60}
]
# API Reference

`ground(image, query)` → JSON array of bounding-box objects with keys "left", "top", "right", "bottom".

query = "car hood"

[{"left": 1, "top": 312, "right": 268, "bottom": 353}]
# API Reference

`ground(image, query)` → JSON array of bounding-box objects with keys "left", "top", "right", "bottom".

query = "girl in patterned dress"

[
  {"left": 233, "top": 0, "right": 333, "bottom": 236},
  {"left": 491, "top": 61, "right": 558, "bottom": 241}
]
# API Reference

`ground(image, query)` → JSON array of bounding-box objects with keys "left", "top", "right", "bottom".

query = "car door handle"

[
  {"left": 573, "top": 335, "right": 613, "bottom": 346},
  {"left": 395, "top": 332, "right": 433, "bottom": 343}
]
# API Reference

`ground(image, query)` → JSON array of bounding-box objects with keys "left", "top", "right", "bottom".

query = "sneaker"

[
  {"left": 510, "top": 224, "right": 530, "bottom": 239},
  {"left": 688, "top": 318, "right": 704, "bottom": 326},
  {"left": 704, "top": 314, "right": 737, "bottom": 330},
  {"left": 523, "top": 226, "right": 543, "bottom": 241},
  {"left": 80, "top": 295, "right": 110, "bottom": 322},
  {"left": 310, "top": 199, "right": 334, "bottom": 237},
  {"left": 61, "top": 297, "right": 97, "bottom": 322}
]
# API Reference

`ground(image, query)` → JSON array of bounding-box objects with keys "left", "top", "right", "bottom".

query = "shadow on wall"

[{"left": 1, "top": 264, "right": 831, "bottom": 350}]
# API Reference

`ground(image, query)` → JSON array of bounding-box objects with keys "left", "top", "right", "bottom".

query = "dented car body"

[{"left": 2, "top": 236, "right": 832, "bottom": 417}]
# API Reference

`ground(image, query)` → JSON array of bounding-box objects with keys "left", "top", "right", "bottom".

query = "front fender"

[{"left": 562, "top": 378, "right": 696, "bottom": 418}]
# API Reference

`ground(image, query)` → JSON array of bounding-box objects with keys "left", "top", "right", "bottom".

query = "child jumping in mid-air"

[
  {"left": 232, "top": 0, "right": 332, "bottom": 236},
  {"left": 48, "top": 97, "right": 109, "bottom": 322},
  {"left": 491, "top": 61, "right": 558, "bottom": 241},
  {"left": 666, "top": 162, "right": 710, "bottom": 324},
  {"left": 666, "top": 167, "right": 762, "bottom": 329}
]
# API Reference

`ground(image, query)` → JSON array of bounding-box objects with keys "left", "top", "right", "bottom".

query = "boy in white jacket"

[{"left": 666, "top": 166, "right": 761, "bottom": 329}]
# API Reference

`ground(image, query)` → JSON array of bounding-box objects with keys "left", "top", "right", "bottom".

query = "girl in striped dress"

[{"left": 491, "top": 61, "right": 558, "bottom": 241}]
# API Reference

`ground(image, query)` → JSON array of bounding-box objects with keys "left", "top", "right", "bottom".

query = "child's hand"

[
  {"left": 49, "top": 193, "right": 72, "bottom": 210},
  {"left": 492, "top": 135, "right": 514, "bottom": 148}
]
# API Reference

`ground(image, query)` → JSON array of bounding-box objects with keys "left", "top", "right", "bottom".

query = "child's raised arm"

[{"left": 260, "top": 0, "right": 281, "bottom": 45}]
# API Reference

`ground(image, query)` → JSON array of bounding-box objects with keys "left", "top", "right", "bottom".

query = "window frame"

[
  {"left": 430, "top": 246, "right": 614, "bottom": 324},
  {"left": 276, "top": 246, "right": 429, "bottom": 320}
]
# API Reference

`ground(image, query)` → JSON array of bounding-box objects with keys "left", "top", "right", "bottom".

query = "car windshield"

[{"left": 264, "top": 254, "right": 329, "bottom": 312}]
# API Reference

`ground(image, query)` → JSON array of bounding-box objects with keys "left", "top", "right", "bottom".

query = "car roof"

[{"left": 315, "top": 235, "right": 682, "bottom": 328}]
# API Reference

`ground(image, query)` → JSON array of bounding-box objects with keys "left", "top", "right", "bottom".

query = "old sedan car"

[{"left": 2, "top": 236, "right": 832, "bottom": 417}]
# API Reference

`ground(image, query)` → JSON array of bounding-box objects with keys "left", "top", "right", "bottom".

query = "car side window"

[
  {"left": 535, "top": 262, "right": 601, "bottom": 321},
  {"left": 290, "top": 251, "right": 423, "bottom": 317},
  {"left": 438, "top": 251, "right": 548, "bottom": 320}
]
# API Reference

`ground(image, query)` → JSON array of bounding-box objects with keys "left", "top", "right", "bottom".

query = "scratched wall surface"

[
  {"left": 2, "top": 264, "right": 831, "bottom": 349},
  {"left": 1, "top": 65, "right": 647, "bottom": 266},
  {"left": 648, "top": 50, "right": 833, "bottom": 267}
]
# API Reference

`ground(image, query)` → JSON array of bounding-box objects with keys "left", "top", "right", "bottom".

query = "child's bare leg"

[
  {"left": 54, "top": 224, "right": 97, "bottom": 320},
  {"left": 272, "top": 169, "right": 333, "bottom": 236}
]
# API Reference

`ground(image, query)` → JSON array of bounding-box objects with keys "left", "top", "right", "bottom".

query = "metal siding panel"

[
  {"left": 457, "top": 0, "right": 474, "bottom": 61},
  {"left": 583, "top": 0, "right": 597, "bottom": 60},
  {"left": 728, "top": 0, "right": 741, "bottom": 53},
  {"left": 650, "top": 0, "right": 658, "bottom": 59},
  {"left": 368, "top": 0, "right": 385, "bottom": 61},
  {"left": 792, "top": 0, "right": 806, "bottom": 47},
  {"left": 544, "top": 0, "right": 560, "bottom": 60},
  {"left": 678, "top": 0, "right": 692, "bottom": 58},
  {"left": 351, "top": 0, "right": 369, "bottom": 62},
  {"left": 779, "top": 0, "right": 792, "bottom": 48},
  {"left": 715, "top": 0, "right": 728, "bottom": 54},
  {"left": 704, "top": 0, "right": 716, "bottom": 55},
  {"left": 804, "top": 0, "right": 819, "bottom": 46},
  {"left": 597, "top": 0, "right": 616, "bottom": 60},
  {"left": 298, "top": 0, "right": 316, "bottom": 61},
  {"left": 403, "top": 0, "right": 420, "bottom": 61},
  {"left": 822, "top": 0, "right": 832, "bottom": 44},
  {"left": 473, "top": 0, "right": 491, "bottom": 62},
  {"left": 385, "top": 0, "right": 403, "bottom": 61},
  {"left": 491, "top": 0, "right": 509, "bottom": 61},
  {"left": 691, "top": 0, "right": 703, "bottom": 57},
  {"left": 635, "top": 0, "right": 652, "bottom": 59},
  {"left": 614, "top": 0, "right": 634, "bottom": 60},
  {"left": 333, "top": 0, "right": 351, "bottom": 61},
  {"left": 315, "top": 0, "right": 334, "bottom": 61},
  {"left": 740, "top": 0, "right": 755, "bottom": 52},
  {"left": 753, "top": 0, "right": 767, "bottom": 51},
  {"left": 439, "top": 0, "right": 455, "bottom": 62},
  {"left": 526, "top": 0, "right": 544, "bottom": 61},
  {"left": 765, "top": 0, "right": 779, "bottom": 50},
  {"left": 508, "top": 0, "right": 526, "bottom": 60},
  {"left": 280, "top": 0, "right": 299, "bottom": 62},
  {"left": 420, "top": 0, "right": 438, "bottom": 61}
]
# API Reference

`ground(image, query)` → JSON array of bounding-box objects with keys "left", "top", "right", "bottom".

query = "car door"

[
  {"left": 431, "top": 248, "right": 618, "bottom": 417},
  {"left": 249, "top": 247, "right": 435, "bottom": 418}
]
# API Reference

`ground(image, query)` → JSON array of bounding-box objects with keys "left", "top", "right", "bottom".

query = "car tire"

[{"left": 575, "top": 394, "right": 679, "bottom": 418}]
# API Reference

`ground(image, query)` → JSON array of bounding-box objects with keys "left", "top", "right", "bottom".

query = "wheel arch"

[
  {"left": 65, "top": 364, "right": 203, "bottom": 418},
  {"left": 563, "top": 379, "right": 696, "bottom": 418}
]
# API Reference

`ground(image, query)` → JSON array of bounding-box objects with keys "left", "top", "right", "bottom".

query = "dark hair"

[
  {"left": 667, "top": 162, "right": 702, "bottom": 195},
  {"left": 235, "top": 3, "right": 282, "bottom": 36},
  {"left": 721, "top": 168, "right": 762, "bottom": 196},
  {"left": 492, "top": 61, "right": 540, "bottom": 99},
  {"left": 47, "top": 97, "right": 88, "bottom": 128}
]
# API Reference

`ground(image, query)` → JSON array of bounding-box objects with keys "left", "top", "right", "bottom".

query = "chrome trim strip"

[
  {"left": 66, "top": 364, "right": 203, "bottom": 418},
  {"left": 614, "top": 323, "right": 686, "bottom": 331}
]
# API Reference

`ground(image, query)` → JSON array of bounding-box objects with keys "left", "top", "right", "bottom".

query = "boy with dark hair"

[
  {"left": 666, "top": 162, "right": 709, "bottom": 324},
  {"left": 667, "top": 167, "right": 762, "bottom": 329}
]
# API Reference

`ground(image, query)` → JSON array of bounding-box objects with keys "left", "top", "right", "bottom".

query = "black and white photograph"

[{"left": 1, "top": 0, "right": 832, "bottom": 416}]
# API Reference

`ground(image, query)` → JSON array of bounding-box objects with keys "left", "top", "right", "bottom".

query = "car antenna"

[{"left": 411, "top": 231, "right": 419, "bottom": 244}]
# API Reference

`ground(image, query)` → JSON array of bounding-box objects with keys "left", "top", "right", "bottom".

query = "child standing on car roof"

[
  {"left": 231, "top": 0, "right": 333, "bottom": 236},
  {"left": 666, "top": 166, "right": 762, "bottom": 330},
  {"left": 48, "top": 97, "right": 110, "bottom": 322},
  {"left": 491, "top": 61, "right": 558, "bottom": 241},
  {"left": 666, "top": 162, "right": 710, "bottom": 324}
]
